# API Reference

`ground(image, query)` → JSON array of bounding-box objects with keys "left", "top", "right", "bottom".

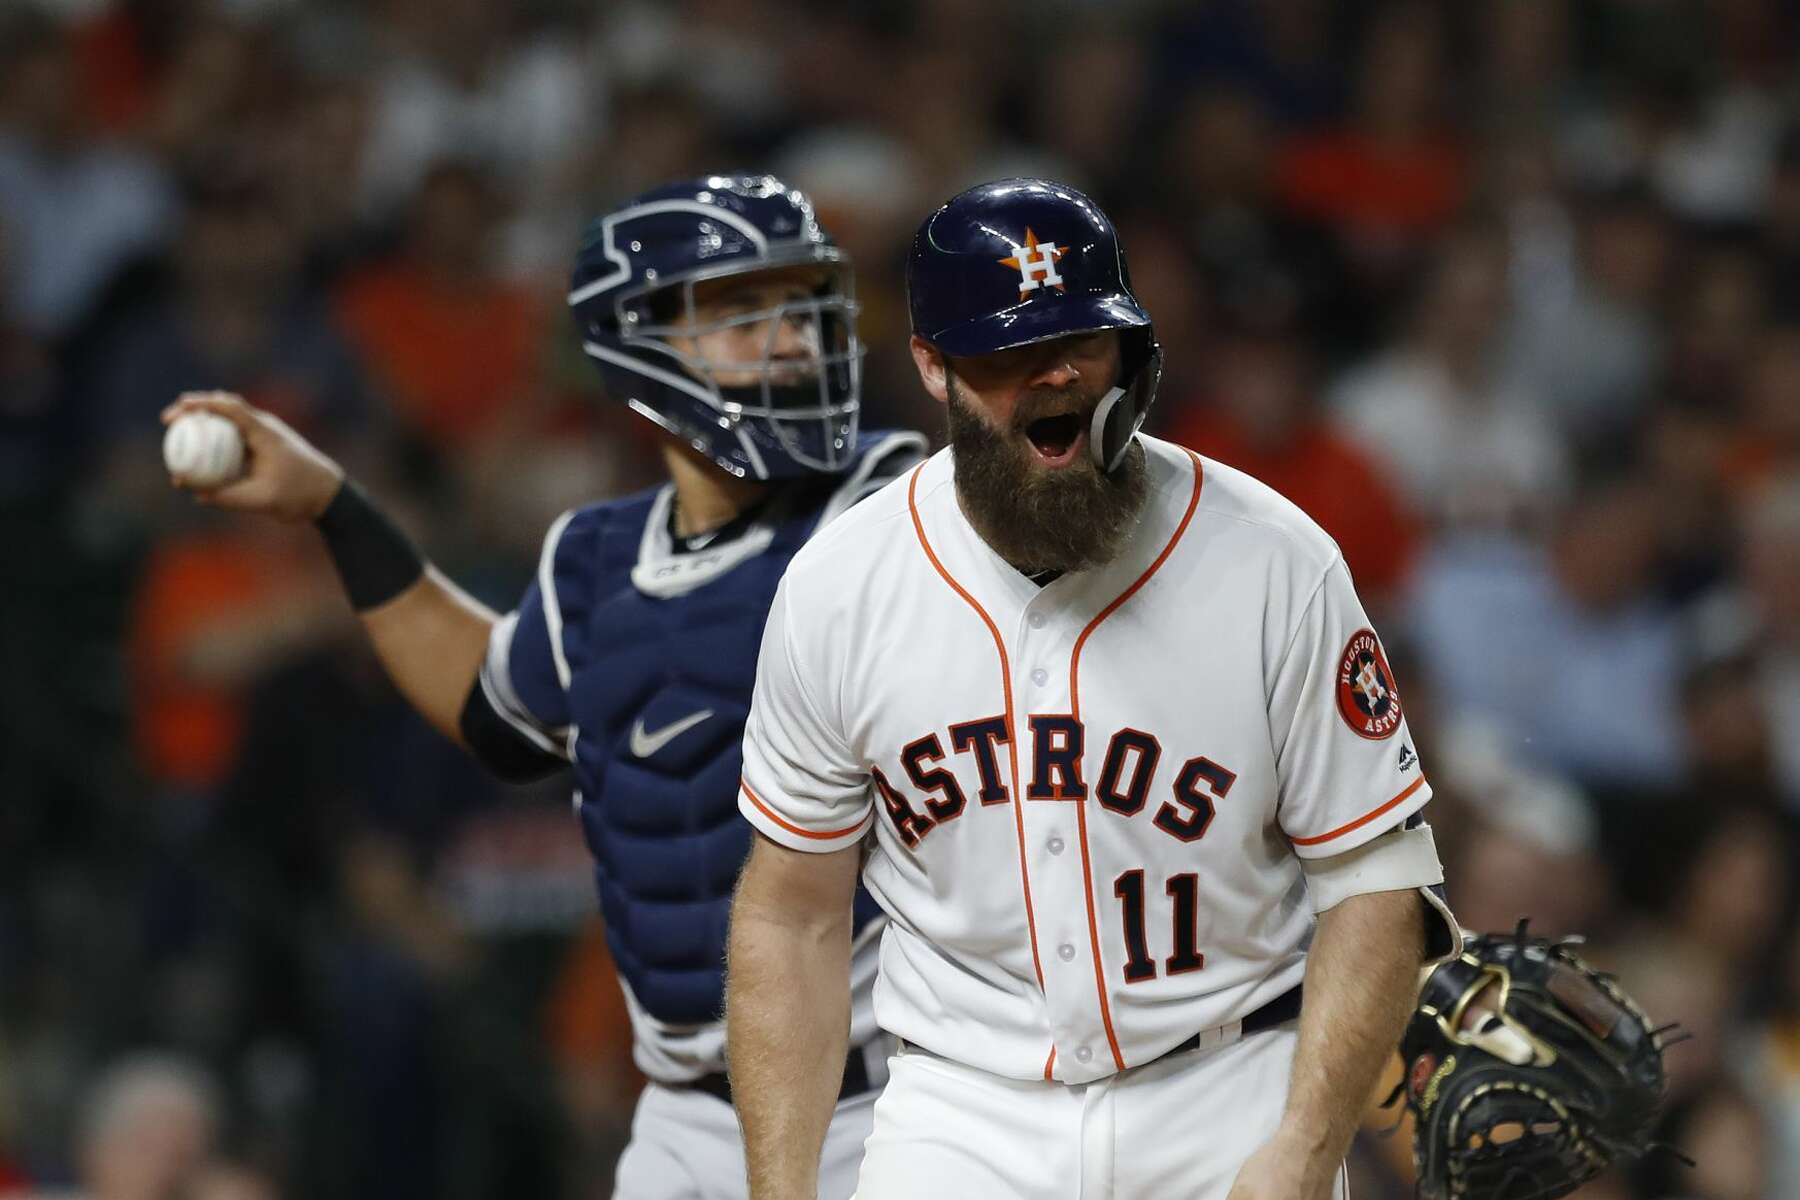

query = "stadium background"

[{"left": 1, "top": 0, "right": 1797, "bottom": 1196}]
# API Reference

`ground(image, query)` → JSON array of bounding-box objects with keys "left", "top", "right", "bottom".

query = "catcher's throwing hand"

[
  {"left": 162, "top": 391, "right": 344, "bottom": 521},
  {"left": 1398, "top": 922, "right": 1671, "bottom": 1200}
]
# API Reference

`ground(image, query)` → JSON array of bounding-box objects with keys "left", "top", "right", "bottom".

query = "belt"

[
  {"left": 1162, "top": 983, "right": 1304, "bottom": 1061},
  {"left": 895, "top": 984, "right": 1305, "bottom": 1075},
  {"left": 684, "top": 1043, "right": 876, "bottom": 1106}
]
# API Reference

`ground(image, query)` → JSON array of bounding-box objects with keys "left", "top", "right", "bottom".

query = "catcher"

[{"left": 1395, "top": 921, "right": 1680, "bottom": 1200}]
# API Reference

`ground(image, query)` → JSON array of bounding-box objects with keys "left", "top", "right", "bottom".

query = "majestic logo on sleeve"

[
  {"left": 998, "top": 228, "right": 1066, "bottom": 300},
  {"left": 1336, "top": 629, "right": 1404, "bottom": 740}
]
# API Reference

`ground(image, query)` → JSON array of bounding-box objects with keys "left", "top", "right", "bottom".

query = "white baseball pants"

[
  {"left": 851, "top": 1027, "right": 1349, "bottom": 1199},
  {"left": 612, "top": 1080, "right": 878, "bottom": 1200}
]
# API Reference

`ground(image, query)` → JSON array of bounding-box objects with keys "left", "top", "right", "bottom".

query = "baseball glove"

[{"left": 1394, "top": 921, "right": 1676, "bottom": 1200}]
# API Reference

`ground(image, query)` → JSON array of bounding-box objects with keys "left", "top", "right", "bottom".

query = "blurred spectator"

[
  {"left": 1663, "top": 803, "right": 1793, "bottom": 983},
  {"left": 1331, "top": 222, "right": 1567, "bottom": 529},
  {"left": 1159, "top": 0, "right": 1343, "bottom": 129},
  {"left": 1164, "top": 317, "right": 1420, "bottom": 606},
  {"left": 125, "top": 521, "right": 342, "bottom": 795},
  {"left": 1757, "top": 924, "right": 1800, "bottom": 1197},
  {"left": 0, "top": 228, "right": 67, "bottom": 502},
  {"left": 45, "top": 1052, "right": 223, "bottom": 1200},
  {"left": 1408, "top": 468, "right": 1687, "bottom": 793},
  {"left": 138, "top": 14, "right": 266, "bottom": 176},
  {"left": 871, "top": 39, "right": 1054, "bottom": 200},
  {"left": 186, "top": 1164, "right": 277, "bottom": 1200},
  {"left": 1720, "top": 324, "right": 1800, "bottom": 502},
  {"left": 1646, "top": 0, "right": 1788, "bottom": 227},
  {"left": 63, "top": 2, "right": 158, "bottom": 137},
  {"left": 1156, "top": 84, "right": 1350, "bottom": 356},
  {"left": 1763, "top": 125, "right": 1800, "bottom": 320},
  {"left": 1429, "top": 718, "right": 1610, "bottom": 939},
  {"left": 1632, "top": 1078, "right": 1770, "bottom": 1200},
  {"left": 1478, "top": 0, "right": 1571, "bottom": 129},
  {"left": 356, "top": 0, "right": 599, "bottom": 239},
  {"left": 1506, "top": 181, "right": 1670, "bottom": 447},
  {"left": 1663, "top": 244, "right": 1768, "bottom": 418},
  {"left": 1274, "top": 3, "right": 1467, "bottom": 324},
  {"left": 335, "top": 161, "right": 546, "bottom": 454},
  {"left": 1021, "top": 27, "right": 1153, "bottom": 196},
  {"left": 262, "top": 71, "right": 374, "bottom": 290},
  {"left": 544, "top": 922, "right": 643, "bottom": 1191},
  {"left": 85, "top": 173, "right": 370, "bottom": 469},
  {"left": 583, "top": 82, "right": 722, "bottom": 217},
  {"left": 1739, "top": 477, "right": 1800, "bottom": 809},
  {"left": 1678, "top": 645, "right": 1782, "bottom": 807},
  {"left": 0, "top": 8, "right": 175, "bottom": 340},
  {"left": 600, "top": 0, "right": 776, "bottom": 138}
]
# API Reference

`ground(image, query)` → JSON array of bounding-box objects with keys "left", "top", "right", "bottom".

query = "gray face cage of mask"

[{"left": 614, "top": 255, "right": 864, "bottom": 474}]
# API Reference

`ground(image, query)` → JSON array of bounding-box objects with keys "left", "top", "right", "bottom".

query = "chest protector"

[{"left": 549, "top": 437, "right": 915, "bottom": 1025}]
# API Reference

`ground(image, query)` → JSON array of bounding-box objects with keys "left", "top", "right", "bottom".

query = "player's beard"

[{"left": 946, "top": 376, "right": 1149, "bottom": 576}]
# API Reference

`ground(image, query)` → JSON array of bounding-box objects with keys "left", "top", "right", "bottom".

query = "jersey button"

[
  {"left": 1075, "top": 1046, "right": 1093, "bottom": 1064},
  {"left": 1058, "top": 942, "right": 1076, "bottom": 961},
  {"left": 1030, "top": 668, "right": 1048, "bottom": 686},
  {"left": 1028, "top": 612, "right": 1046, "bottom": 629},
  {"left": 1047, "top": 836, "right": 1065, "bottom": 855}
]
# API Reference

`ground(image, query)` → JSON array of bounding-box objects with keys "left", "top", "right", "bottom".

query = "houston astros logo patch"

[
  {"left": 1336, "top": 628, "right": 1403, "bottom": 740},
  {"left": 998, "top": 228, "right": 1066, "bottom": 300}
]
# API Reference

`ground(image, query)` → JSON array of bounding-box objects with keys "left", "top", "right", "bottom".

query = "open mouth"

[{"left": 1023, "top": 412, "right": 1087, "bottom": 467}]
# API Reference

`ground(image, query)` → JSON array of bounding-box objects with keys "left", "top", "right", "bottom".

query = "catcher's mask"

[{"left": 569, "top": 174, "right": 862, "bottom": 480}]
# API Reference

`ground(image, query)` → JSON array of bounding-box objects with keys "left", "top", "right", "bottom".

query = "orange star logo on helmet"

[{"left": 998, "top": 228, "right": 1066, "bottom": 301}]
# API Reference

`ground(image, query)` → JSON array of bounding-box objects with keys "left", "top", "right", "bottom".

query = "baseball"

[{"left": 163, "top": 410, "right": 246, "bottom": 488}]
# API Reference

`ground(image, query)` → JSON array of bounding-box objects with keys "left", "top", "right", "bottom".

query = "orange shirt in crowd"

[
  {"left": 127, "top": 532, "right": 320, "bottom": 792},
  {"left": 70, "top": 8, "right": 153, "bottom": 133},
  {"left": 545, "top": 920, "right": 644, "bottom": 1098},
  {"left": 1275, "top": 131, "right": 1467, "bottom": 235},
  {"left": 335, "top": 264, "right": 544, "bottom": 450},
  {"left": 1719, "top": 437, "right": 1799, "bottom": 502},
  {"left": 1167, "top": 406, "right": 1420, "bottom": 602}
]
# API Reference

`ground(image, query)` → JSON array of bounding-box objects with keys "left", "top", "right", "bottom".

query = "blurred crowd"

[{"left": 0, "top": 0, "right": 1797, "bottom": 1197}]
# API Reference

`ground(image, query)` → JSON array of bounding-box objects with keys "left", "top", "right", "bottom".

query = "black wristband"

[{"left": 314, "top": 479, "right": 426, "bottom": 611}]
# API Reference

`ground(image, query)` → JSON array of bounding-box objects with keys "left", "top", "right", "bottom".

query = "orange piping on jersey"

[
  {"left": 1289, "top": 776, "right": 1428, "bottom": 847},
  {"left": 1043, "top": 1045, "right": 1057, "bottom": 1080},
  {"left": 740, "top": 779, "right": 870, "bottom": 841},
  {"left": 1067, "top": 448, "right": 1206, "bottom": 1073},
  {"left": 907, "top": 465, "right": 1047, "bottom": 990}
]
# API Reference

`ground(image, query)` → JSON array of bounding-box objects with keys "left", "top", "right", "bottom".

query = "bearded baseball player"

[
  {"left": 165, "top": 176, "right": 922, "bottom": 1199},
  {"left": 724, "top": 178, "right": 1459, "bottom": 1199}
]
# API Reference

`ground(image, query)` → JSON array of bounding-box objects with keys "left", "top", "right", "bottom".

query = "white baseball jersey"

[{"left": 740, "top": 435, "right": 1438, "bottom": 1086}]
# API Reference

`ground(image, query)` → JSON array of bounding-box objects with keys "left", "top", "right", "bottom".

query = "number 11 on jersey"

[{"left": 1113, "top": 869, "right": 1207, "bottom": 983}]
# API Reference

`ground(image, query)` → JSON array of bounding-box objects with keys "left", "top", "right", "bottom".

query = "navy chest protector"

[{"left": 548, "top": 471, "right": 893, "bottom": 1025}]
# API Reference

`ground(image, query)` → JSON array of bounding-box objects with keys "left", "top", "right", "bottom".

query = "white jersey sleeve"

[
  {"left": 1270, "top": 554, "right": 1430, "bottom": 856},
  {"left": 739, "top": 576, "right": 875, "bottom": 852}
]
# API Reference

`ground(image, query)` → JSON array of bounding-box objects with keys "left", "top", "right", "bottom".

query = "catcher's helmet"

[
  {"left": 906, "top": 177, "right": 1161, "bottom": 473},
  {"left": 568, "top": 175, "right": 861, "bottom": 479}
]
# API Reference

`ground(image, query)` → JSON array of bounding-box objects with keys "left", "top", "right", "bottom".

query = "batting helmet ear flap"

[{"left": 1090, "top": 331, "right": 1161, "bottom": 474}]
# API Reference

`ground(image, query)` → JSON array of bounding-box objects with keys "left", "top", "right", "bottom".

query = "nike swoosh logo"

[{"left": 628, "top": 709, "right": 713, "bottom": 758}]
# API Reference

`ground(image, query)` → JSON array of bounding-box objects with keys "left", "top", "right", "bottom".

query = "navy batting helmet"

[
  {"left": 568, "top": 175, "right": 861, "bottom": 479},
  {"left": 907, "top": 178, "right": 1161, "bottom": 473}
]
